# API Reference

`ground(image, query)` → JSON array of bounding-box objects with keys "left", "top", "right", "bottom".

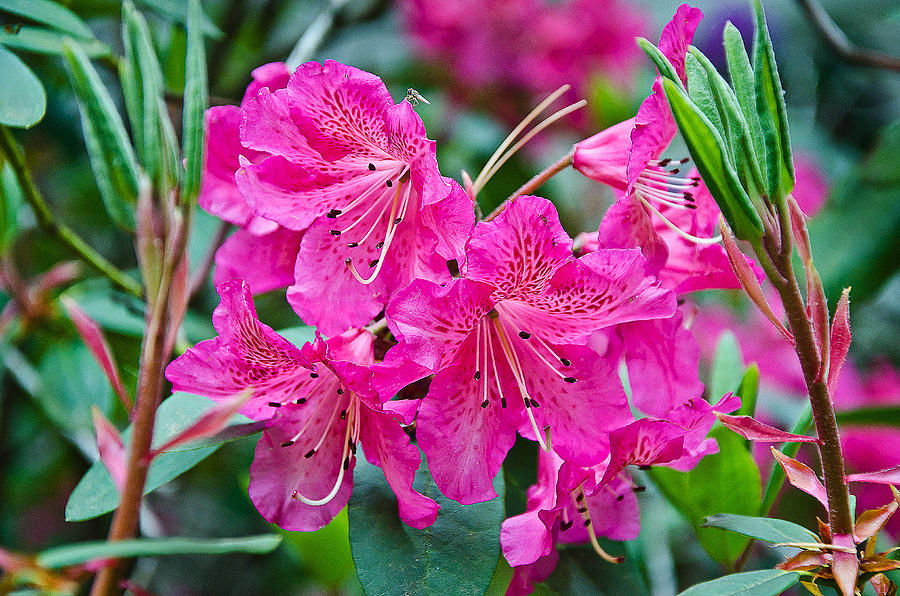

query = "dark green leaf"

[
  {"left": 752, "top": 0, "right": 794, "bottom": 197},
  {"left": 837, "top": 406, "right": 900, "bottom": 428},
  {"left": 37, "top": 535, "right": 282, "bottom": 568},
  {"left": 702, "top": 513, "right": 818, "bottom": 544},
  {"left": 0, "top": 26, "right": 111, "bottom": 58},
  {"left": 65, "top": 393, "right": 249, "bottom": 521},
  {"left": 134, "top": 0, "right": 222, "bottom": 38},
  {"left": 0, "top": 161, "right": 23, "bottom": 251},
  {"left": 348, "top": 452, "right": 505, "bottom": 596},
  {"left": 62, "top": 39, "right": 139, "bottom": 230},
  {"left": 736, "top": 364, "right": 760, "bottom": 418},
  {"left": 760, "top": 404, "right": 813, "bottom": 516},
  {"left": 661, "top": 78, "right": 763, "bottom": 241},
  {"left": 650, "top": 427, "right": 762, "bottom": 564},
  {"left": 0, "top": 0, "right": 94, "bottom": 39},
  {"left": 637, "top": 37, "right": 682, "bottom": 87},
  {"left": 0, "top": 44, "right": 46, "bottom": 128},
  {"left": 544, "top": 545, "right": 647, "bottom": 595},
  {"left": 723, "top": 22, "right": 767, "bottom": 179},
  {"left": 678, "top": 569, "right": 800, "bottom": 596},
  {"left": 181, "top": 0, "right": 208, "bottom": 203},
  {"left": 709, "top": 331, "right": 744, "bottom": 403}
]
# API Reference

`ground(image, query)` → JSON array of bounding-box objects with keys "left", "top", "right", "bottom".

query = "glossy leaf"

[
  {"left": 181, "top": 0, "right": 208, "bottom": 203},
  {"left": 37, "top": 535, "right": 281, "bottom": 568},
  {"left": 0, "top": 0, "right": 94, "bottom": 39},
  {"left": 65, "top": 393, "right": 250, "bottom": 522},
  {"left": 348, "top": 452, "right": 504, "bottom": 596},
  {"left": 661, "top": 77, "right": 763, "bottom": 240},
  {"left": 703, "top": 513, "right": 818, "bottom": 544},
  {"left": 0, "top": 45, "right": 46, "bottom": 128},
  {"left": 678, "top": 569, "right": 800, "bottom": 596},
  {"left": 62, "top": 40, "right": 139, "bottom": 230},
  {"left": 0, "top": 27, "right": 110, "bottom": 58},
  {"left": 649, "top": 427, "right": 762, "bottom": 565}
]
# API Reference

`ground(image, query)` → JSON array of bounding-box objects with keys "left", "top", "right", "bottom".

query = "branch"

[
  {"left": 796, "top": 0, "right": 900, "bottom": 73},
  {"left": 0, "top": 127, "right": 143, "bottom": 298}
]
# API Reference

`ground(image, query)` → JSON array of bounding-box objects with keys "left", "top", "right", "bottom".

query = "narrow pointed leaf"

[
  {"left": 90, "top": 406, "right": 125, "bottom": 491},
  {"left": 37, "top": 535, "right": 281, "bottom": 568},
  {"left": 637, "top": 37, "right": 682, "bottom": 87},
  {"left": 828, "top": 288, "right": 851, "bottom": 395},
  {"left": 736, "top": 364, "right": 760, "bottom": 418},
  {"left": 847, "top": 466, "right": 900, "bottom": 486},
  {"left": 716, "top": 413, "right": 818, "bottom": 443},
  {"left": 149, "top": 390, "right": 251, "bottom": 457},
  {"left": 788, "top": 195, "right": 812, "bottom": 264},
  {"left": 702, "top": 513, "right": 819, "bottom": 544},
  {"left": 752, "top": 0, "right": 794, "bottom": 196},
  {"left": 0, "top": 45, "right": 45, "bottom": 128},
  {"left": 854, "top": 501, "right": 899, "bottom": 543},
  {"left": 836, "top": 406, "right": 900, "bottom": 428},
  {"left": 0, "top": 27, "right": 111, "bottom": 58},
  {"left": 775, "top": 550, "right": 829, "bottom": 571},
  {"left": 134, "top": 0, "right": 222, "bottom": 38},
  {"left": 181, "top": 0, "right": 208, "bottom": 203},
  {"left": 0, "top": 0, "right": 94, "bottom": 39},
  {"left": 772, "top": 448, "right": 828, "bottom": 508},
  {"left": 661, "top": 77, "right": 763, "bottom": 240},
  {"left": 723, "top": 22, "right": 767, "bottom": 170},
  {"left": 678, "top": 569, "right": 799, "bottom": 596},
  {"left": 62, "top": 40, "right": 138, "bottom": 230}
]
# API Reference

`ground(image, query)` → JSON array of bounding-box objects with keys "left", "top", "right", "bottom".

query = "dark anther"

[
  {"left": 682, "top": 192, "right": 694, "bottom": 201},
  {"left": 326, "top": 209, "right": 342, "bottom": 218},
  {"left": 296, "top": 398, "right": 307, "bottom": 404},
  {"left": 678, "top": 157, "right": 689, "bottom": 164},
  {"left": 280, "top": 441, "right": 294, "bottom": 447},
  {"left": 347, "top": 242, "right": 359, "bottom": 248},
  {"left": 368, "top": 163, "right": 376, "bottom": 171},
  {"left": 560, "top": 358, "right": 571, "bottom": 367},
  {"left": 393, "top": 217, "right": 402, "bottom": 225},
  {"left": 530, "top": 399, "right": 540, "bottom": 408},
  {"left": 669, "top": 168, "right": 680, "bottom": 175},
  {"left": 343, "top": 457, "right": 350, "bottom": 470},
  {"left": 386, "top": 179, "right": 393, "bottom": 187},
  {"left": 560, "top": 519, "right": 574, "bottom": 531},
  {"left": 474, "top": 370, "right": 481, "bottom": 380},
  {"left": 344, "top": 257, "right": 352, "bottom": 265},
  {"left": 330, "top": 230, "right": 342, "bottom": 236},
  {"left": 337, "top": 388, "right": 344, "bottom": 395},
  {"left": 310, "top": 372, "right": 319, "bottom": 378},
  {"left": 368, "top": 259, "right": 379, "bottom": 268},
  {"left": 375, "top": 241, "right": 385, "bottom": 249},
  {"left": 633, "top": 485, "right": 647, "bottom": 493},
  {"left": 518, "top": 331, "right": 531, "bottom": 339},
  {"left": 481, "top": 400, "right": 489, "bottom": 408},
  {"left": 304, "top": 449, "right": 316, "bottom": 459},
  {"left": 616, "top": 495, "right": 625, "bottom": 502},
  {"left": 686, "top": 204, "right": 697, "bottom": 210},
  {"left": 268, "top": 401, "right": 281, "bottom": 408},
  {"left": 577, "top": 506, "right": 587, "bottom": 513},
  {"left": 584, "top": 518, "right": 592, "bottom": 527},
  {"left": 658, "top": 158, "right": 671, "bottom": 166},
  {"left": 575, "top": 493, "right": 584, "bottom": 503},
  {"left": 340, "top": 410, "right": 347, "bottom": 420},
  {"left": 564, "top": 376, "right": 577, "bottom": 383},
  {"left": 638, "top": 465, "right": 651, "bottom": 470},
  {"left": 500, "top": 397, "right": 508, "bottom": 408}
]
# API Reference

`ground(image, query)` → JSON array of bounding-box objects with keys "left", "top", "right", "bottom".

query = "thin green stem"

[{"left": 0, "top": 126, "right": 143, "bottom": 298}]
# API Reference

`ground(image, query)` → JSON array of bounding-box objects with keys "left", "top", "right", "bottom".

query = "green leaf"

[
  {"left": 65, "top": 392, "right": 249, "bottom": 521},
  {"left": 0, "top": 0, "right": 94, "bottom": 39},
  {"left": 134, "top": 0, "right": 222, "bottom": 38},
  {"left": 736, "top": 364, "right": 760, "bottom": 418},
  {"left": 0, "top": 44, "right": 46, "bottom": 128},
  {"left": 181, "top": 0, "right": 208, "bottom": 203},
  {"left": 678, "top": 569, "right": 800, "bottom": 596},
  {"left": 650, "top": 427, "right": 762, "bottom": 565},
  {"left": 543, "top": 546, "right": 647, "bottom": 595},
  {"left": 752, "top": 0, "right": 794, "bottom": 197},
  {"left": 836, "top": 406, "right": 900, "bottom": 427},
  {"left": 636, "top": 37, "right": 682, "bottom": 87},
  {"left": 661, "top": 78, "right": 763, "bottom": 241},
  {"left": 0, "top": 161, "right": 24, "bottom": 251},
  {"left": 348, "top": 452, "right": 505, "bottom": 596},
  {"left": 37, "top": 535, "right": 281, "bottom": 568},
  {"left": 0, "top": 26, "right": 111, "bottom": 58},
  {"left": 702, "top": 513, "right": 818, "bottom": 544},
  {"left": 277, "top": 325, "right": 316, "bottom": 348},
  {"left": 723, "top": 22, "right": 767, "bottom": 180},
  {"left": 685, "top": 53, "right": 726, "bottom": 149},
  {"left": 709, "top": 331, "right": 744, "bottom": 403},
  {"left": 760, "top": 404, "right": 813, "bottom": 516},
  {"left": 62, "top": 39, "right": 139, "bottom": 230}
]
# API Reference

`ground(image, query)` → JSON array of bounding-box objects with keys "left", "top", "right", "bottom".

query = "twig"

[
  {"left": 187, "top": 220, "right": 230, "bottom": 300},
  {"left": 796, "top": 0, "right": 900, "bottom": 73},
  {"left": 0, "top": 126, "right": 143, "bottom": 298}
]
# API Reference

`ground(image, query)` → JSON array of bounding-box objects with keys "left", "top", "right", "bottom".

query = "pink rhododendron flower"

[
  {"left": 235, "top": 60, "right": 474, "bottom": 334},
  {"left": 165, "top": 280, "right": 438, "bottom": 531},
  {"left": 385, "top": 195, "right": 676, "bottom": 504},
  {"left": 501, "top": 394, "right": 740, "bottom": 595},
  {"left": 399, "top": 0, "right": 648, "bottom": 128},
  {"left": 199, "top": 62, "right": 303, "bottom": 295}
]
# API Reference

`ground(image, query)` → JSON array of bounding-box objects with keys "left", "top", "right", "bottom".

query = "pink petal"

[
  {"left": 235, "top": 154, "right": 325, "bottom": 232},
  {"left": 586, "top": 473, "right": 641, "bottom": 541},
  {"left": 847, "top": 466, "right": 900, "bottom": 486},
  {"left": 506, "top": 550, "right": 559, "bottom": 596},
  {"left": 657, "top": 4, "right": 704, "bottom": 85},
  {"left": 418, "top": 178, "right": 475, "bottom": 262},
  {"left": 771, "top": 448, "right": 829, "bottom": 509},
  {"left": 370, "top": 341, "right": 431, "bottom": 407},
  {"left": 501, "top": 510, "right": 555, "bottom": 567},
  {"left": 716, "top": 413, "right": 820, "bottom": 443},
  {"left": 213, "top": 226, "right": 302, "bottom": 295},
  {"left": 595, "top": 194, "right": 669, "bottom": 275},
  {"left": 828, "top": 288, "right": 852, "bottom": 395},
  {"left": 358, "top": 407, "right": 439, "bottom": 528},
  {"left": 831, "top": 533, "right": 859, "bottom": 596},
  {"left": 91, "top": 406, "right": 126, "bottom": 491},
  {"left": 60, "top": 296, "right": 132, "bottom": 411},
  {"left": 240, "top": 86, "right": 315, "bottom": 162},
  {"left": 241, "top": 62, "right": 291, "bottom": 104},
  {"left": 573, "top": 118, "right": 634, "bottom": 190},
  {"left": 149, "top": 390, "right": 253, "bottom": 457},
  {"left": 792, "top": 154, "right": 829, "bottom": 217},
  {"left": 626, "top": 80, "right": 677, "bottom": 191}
]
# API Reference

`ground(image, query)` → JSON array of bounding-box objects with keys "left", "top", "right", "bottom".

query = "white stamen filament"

[
  {"left": 338, "top": 169, "right": 397, "bottom": 216},
  {"left": 485, "top": 319, "right": 507, "bottom": 409},
  {"left": 520, "top": 335, "right": 567, "bottom": 379},
  {"left": 347, "top": 181, "right": 412, "bottom": 284},
  {"left": 292, "top": 403, "right": 354, "bottom": 506},
  {"left": 339, "top": 184, "right": 396, "bottom": 235},
  {"left": 286, "top": 392, "right": 333, "bottom": 444},
  {"left": 638, "top": 198, "right": 723, "bottom": 245},
  {"left": 636, "top": 185, "right": 694, "bottom": 210}
]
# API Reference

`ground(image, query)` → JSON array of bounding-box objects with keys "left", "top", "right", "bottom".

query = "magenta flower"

[
  {"left": 501, "top": 394, "right": 740, "bottom": 595},
  {"left": 165, "top": 280, "right": 438, "bottom": 531},
  {"left": 199, "top": 62, "right": 303, "bottom": 295},
  {"left": 234, "top": 60, "right": 474, "bottom": 335},
  {"left": 385, "top": 195, "right": 676, "bottom": 503}
]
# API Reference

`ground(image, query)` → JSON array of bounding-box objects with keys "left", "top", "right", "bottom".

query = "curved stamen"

[
  {"left": 339, "top": 184, "right": 396, "bottom": 236},
  {"left": 636, "top": 185, "right": 695, "bottom": 211},
  {"left": 347, "top": 182, "right": 412, "bottom": 285},
  {"left": 572, "top": 487, "right": 624, "bottom": 564},
  {"left": 292, "top": 402, "right": 354, "bottom": 506},
  {"left": 485, "top": 318, "right": 508, "bottom": 409},
  {"left": 638, "top": 198, "right": 723, "bottom": 245}
]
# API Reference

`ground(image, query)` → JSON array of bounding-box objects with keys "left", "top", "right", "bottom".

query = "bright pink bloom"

[
  {"left": 200, "top": 62, "right": 302, "bottom": 295},
  {"left": 165, "top": 280, "right": 438, "bottom": 531},
  {"left": 501, "top": 394, "right": 739, "bottom": 594},
  {"left": 235, "top": 60, "right": 474, "bottom": 334},
  {"left": 386, "top": 196, "right": 676, "bottom": 503}
]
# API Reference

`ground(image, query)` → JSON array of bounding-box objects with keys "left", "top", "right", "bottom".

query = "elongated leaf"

[
  {"left": 0, "top": 27, "right": 110, "bottom": 58},
  {"left": 135, "top": 0, "right": 222, "bottom": 38},
  {"left": 0, "top": 0, "right": 94, "bottom": 39},
  {"left": 752, "top": 0, "right": 794, "bottom": 197},
  {"left": 736, "top": 364, "right": 759, "bottom": 418},
  {"left": 709, "top": 331, "right": 744, "bottom": 402},
  {"left": 37, "top": 535, "right": 281, "bottom": 568},
  {"left": 637, "top": 37, "right": 681, "bottom": 87},
  {"left": 650, "top": 427, "right": 762, "bottom": 564},
  {"left": 760, "top": 405, "right": 814, "bottom": 516},
  {"left": 723, "top": 22, "right": 767, "bottom": 176},
  {"left": 348, "top": 453, "right": 504, "bottom": 596},
  {"left": 62, "top": 40, "right": 138, "bottom": 230},
  {"left": 678, "top": 569, "right": 800, "bottom": 596},
  {"left": 181, "top": 0, "right": 208, "bottom": 203},
  {"left": 0, "top": 45, "right": 46, "bottom": 128},
  {"left": 703, "top": 514, "right": 818, "bottom": 544},
  {"left": 0, "top": 161, "right": 23, "bottom": 251},
  {"left": 65, "top": 393, "right": 250, "bottom": 522},
  {"left": 837, "top": 406, "right": 900, "bottom": 428},
  {"left": 661, "top": 77, "right": 763, "bottom": 240}
]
